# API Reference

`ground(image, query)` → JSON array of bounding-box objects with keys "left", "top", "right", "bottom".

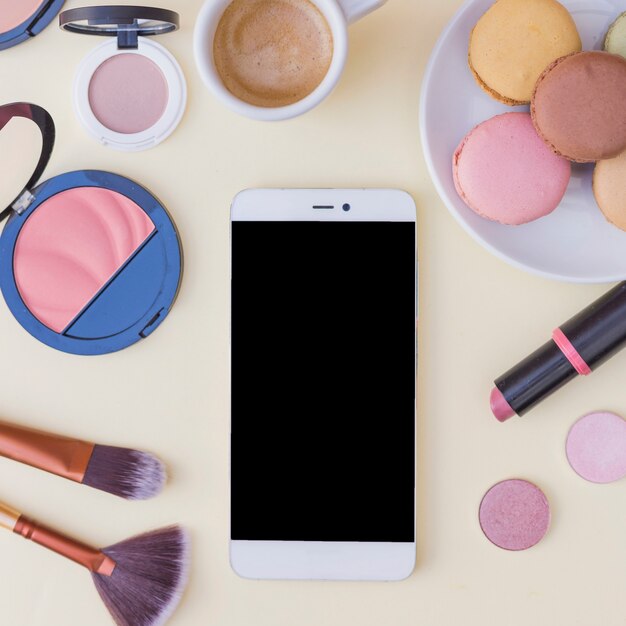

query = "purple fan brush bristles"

[
  {"left": 93, "top": 526, "right": 190, "bottom": 626},
  {"left": 83, "top": 446, "right": 167, "bottom": 501}
]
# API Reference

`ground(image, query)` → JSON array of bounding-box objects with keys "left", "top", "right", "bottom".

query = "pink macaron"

[{"left": 453, "top": 112, "right": 571, "bottom": 225}]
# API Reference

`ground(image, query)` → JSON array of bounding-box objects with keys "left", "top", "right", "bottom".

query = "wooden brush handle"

[
  {"left": 0, "top": 421, "right": 94, "bottom": 483},
  {"left": 13, "top": 515, "right": 116, "bottom": 576}
]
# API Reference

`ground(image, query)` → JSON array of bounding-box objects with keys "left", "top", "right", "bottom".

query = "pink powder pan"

[
  {"left": 0, "top": 0, "right": 45, "bottom": 34},
  {"left": 60, "top": 6, "right": 186, "bottom": 152},
  {"left": 0, "top": 0, "right": 64, "bottom": 50},
  {"left": 14, "top": 187, "right": 154, "bottom": 334},
  {"left": 0, "top": 102, "right": 182, "bottom": 355},
  {"left": 566, "top": 412, "right": 626, "bottom": 484},
  {"left": 479, "top": 479, "right": 551, "bottom": 551}
]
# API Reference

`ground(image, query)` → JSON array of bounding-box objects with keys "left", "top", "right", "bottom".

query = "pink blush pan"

[
  {"left": 88, "top": 54, "right": 169, "bottom": 135},
  {"left": 479, "top": 479, "right": 550, "bottom": 551},
  {"left": 13, "top": 187, "right": 155, "bottom": 333},
  {"left": 566, "top": 412, "right": 626, "bottom": 484},
  {"left": 0, "top": 0, "right": 43, "bottom": 34}
]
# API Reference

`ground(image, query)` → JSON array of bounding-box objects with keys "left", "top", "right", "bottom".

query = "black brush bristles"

[
  {"left": 93, "top": 526, "right": 190, "bottom": 626},
  {"left": 83, "top": 446, "right": 167, "bottom": 500}
]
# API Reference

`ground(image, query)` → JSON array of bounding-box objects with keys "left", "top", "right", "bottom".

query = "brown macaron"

[
  {"left": 531, "top": 51, "right": 626, "bottom": 163},
  {"left": 469, "top": 0, "right": 581, "bottom": 106}
]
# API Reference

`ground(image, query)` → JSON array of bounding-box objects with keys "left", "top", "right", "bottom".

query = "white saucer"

[{"left": 420, "top": 0, "right": 626, "bottom": 283}]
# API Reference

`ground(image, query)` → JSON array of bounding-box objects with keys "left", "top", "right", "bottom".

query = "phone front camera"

[{"left": 342, "top": 203, "right": 351, "bottom": 212}]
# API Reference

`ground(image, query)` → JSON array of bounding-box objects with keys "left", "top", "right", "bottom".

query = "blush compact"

[
  {"left": 59, "top": 6, "right": 186, "bottom": 152},
  {"left": 0, "top": 102, "right": 182, "bottom": 355},
  {"left": 0, "top": 0, "right": 64, "bottom": 51}
]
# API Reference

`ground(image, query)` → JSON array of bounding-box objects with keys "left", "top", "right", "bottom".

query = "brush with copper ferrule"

[
  {"left": 0, "top": 420, "right": 166, "bottom": 500},
  {"left": 0, "top": 501, "right": 189, "bottom": 626}
]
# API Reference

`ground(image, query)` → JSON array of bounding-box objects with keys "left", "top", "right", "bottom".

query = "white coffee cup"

[{"left": 193, "top": 0, "right": 387, "bottom": 121}]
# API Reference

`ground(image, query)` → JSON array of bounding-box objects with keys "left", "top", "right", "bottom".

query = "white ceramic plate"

[{"left": 420, "top": 0, "right": 626, "bottom": 283}]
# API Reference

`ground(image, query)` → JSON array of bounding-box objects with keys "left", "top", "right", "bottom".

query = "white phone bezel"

[{"left": 230, "top": 188, "right": 417, "bottom": 581}]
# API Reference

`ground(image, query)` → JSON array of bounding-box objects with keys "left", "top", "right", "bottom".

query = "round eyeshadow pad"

[
  {"left": 453, "top": 112, "right": 570, "bottom": 225},
  {"left": 479, "top": 479, "right": 551, "bottom": 551},
  {"left": 88, "top": 53, "right": 169, "bottom": 135},
  {"left": 566, "top": 412, "right": 626, "bottom": 484},
  {"left": 531, "top": 51, "right": 626, "bottom": 163}
]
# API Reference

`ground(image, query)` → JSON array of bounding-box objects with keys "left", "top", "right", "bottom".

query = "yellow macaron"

[
  {"left": 469, "top": 0, "right": 581, "bottom": 105},
  {"left": 605, "top": 12, "right": 626, "bottom": 59},
  {"left": 594, "top": 151, "right": 626, "bottom": 231}
]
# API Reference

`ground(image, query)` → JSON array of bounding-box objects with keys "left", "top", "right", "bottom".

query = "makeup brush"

[
  {"left": 0, "top": 502, "right": 189, "bottom": 626},
  {"left": 0, "top": 421, "right": 166, "bottom": 500}
]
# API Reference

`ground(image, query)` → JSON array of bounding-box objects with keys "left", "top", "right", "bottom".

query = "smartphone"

[{"left": 230, "top": 189, "right": 416, "bottom": 581}]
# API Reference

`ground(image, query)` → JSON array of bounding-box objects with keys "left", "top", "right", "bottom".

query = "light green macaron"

[{"left": 605, "top": 12, "right": 626, "bottom": 58}]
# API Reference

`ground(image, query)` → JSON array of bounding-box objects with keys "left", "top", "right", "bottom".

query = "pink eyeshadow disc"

[
  {"left": 0, "top": 0, "right": 43, "bottom": 34},
  {"left": 88, "top": 53, "right": 169, "bottom": 134},
  {"left": 479, "top": 479, "right": 550, "bottom": 551},
  {"left": 13, "top": 187, "right": 155, "bottom": 333},
  {"left": 566, "top": 412, "right": 626, "bottom": 484}
]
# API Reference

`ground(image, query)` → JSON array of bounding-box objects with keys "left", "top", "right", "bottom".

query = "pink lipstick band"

[{"left": 552, "top": 328, "right": 591, "bottom": 376}]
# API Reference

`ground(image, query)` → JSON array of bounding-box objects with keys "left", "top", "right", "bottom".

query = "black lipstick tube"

[{"left": 491, "top": 282, "right": 626, "bottom": 421}]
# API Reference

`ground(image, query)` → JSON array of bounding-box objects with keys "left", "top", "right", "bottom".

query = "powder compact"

[
  {"left": 59, "top": 6, "right": 186, "bottom": 151},
  {"left": 0, "top": 0, "right": 64, "bottom": 50},
  {"left": 0, "top": 102, "right": 182, "bottom": 355}
]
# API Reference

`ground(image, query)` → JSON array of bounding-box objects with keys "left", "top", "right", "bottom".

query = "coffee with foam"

[{"left": 214, "top": 0, "right": 334, "bottom": 108}]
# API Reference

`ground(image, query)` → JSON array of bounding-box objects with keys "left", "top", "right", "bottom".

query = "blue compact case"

[
  {"left": 0, "top": 1, "right": 65, "bottom": 51},
  {"left": 0, "top": 102, "right": 182, "bottom": 355}
]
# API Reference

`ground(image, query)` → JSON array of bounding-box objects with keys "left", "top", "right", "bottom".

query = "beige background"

[{"left": 0, "top": 0, "right": 625, "bottom": 624}]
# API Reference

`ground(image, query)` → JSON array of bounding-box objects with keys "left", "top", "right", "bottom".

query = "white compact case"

[{"left": 60, "top": 6, "right": 187, "bottom": 152}]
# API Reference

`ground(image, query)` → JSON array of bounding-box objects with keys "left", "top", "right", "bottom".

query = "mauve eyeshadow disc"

[
  {"left": 566, "top": 412, "right": 626, "bottom": 484},
  {"left": 479, "top": 479, "right": 550, "bottom": 551},
  {"left": 88, "top": 53, "right": 169, "bottom": 135},
  {"left": 0, "top": 0, "right": 42, "bottom": 34}
]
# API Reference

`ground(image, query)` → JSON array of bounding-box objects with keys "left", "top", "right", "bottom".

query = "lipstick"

[{"left": 491, "top": 282, "right": 626, "bottom": 421}]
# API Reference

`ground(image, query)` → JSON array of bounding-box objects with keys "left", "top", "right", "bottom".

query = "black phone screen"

[{"left": 231, "top": 220, "right": 416, "bottom": 542}]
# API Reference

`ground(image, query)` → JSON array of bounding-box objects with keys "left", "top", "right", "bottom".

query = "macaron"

[
  {"left": 593, "top": 150, "right": 626, "bottom": 231},
  {"left": 469, "top": 0, "right": 581, "bottom": 105},
  {"left": 605, "top": 12, "right": 626, "bottom": 58},
  {"left": 453, "top": 112, "right": 571, "bottom": 225},
  {"left": 531, "top": 51, "right": 626, "bottom": 163}
]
